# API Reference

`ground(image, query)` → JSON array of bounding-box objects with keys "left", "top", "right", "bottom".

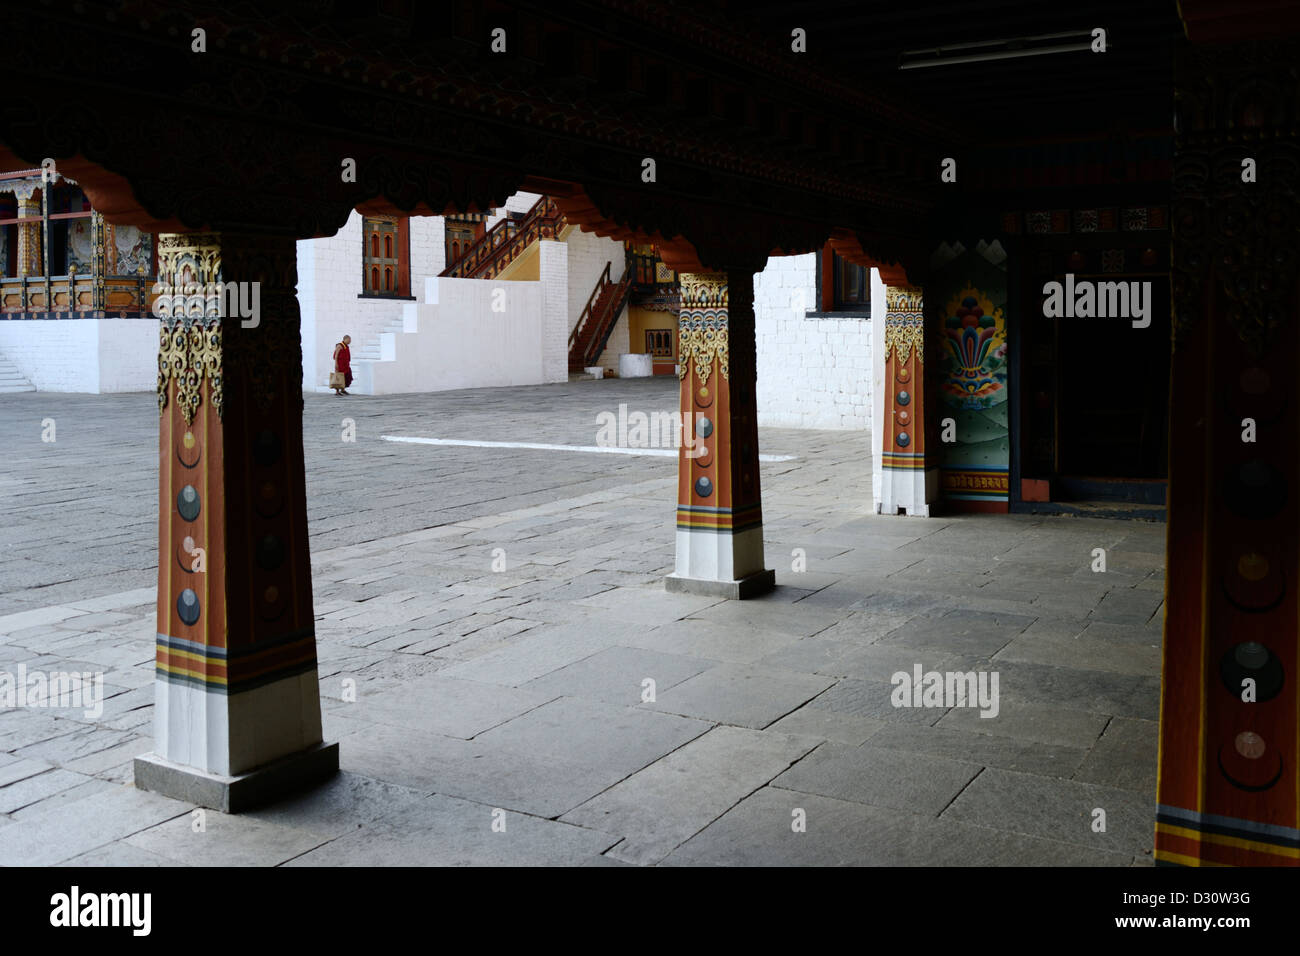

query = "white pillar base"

[
  {"left": 878, "top": 464, "right": 931, "bottom": 517},
  {"left": 667, "top": 526, "right": 774, "bottom": 598},
  {"left": 154, "top": 667, "right": 324, "bottom": 777}
]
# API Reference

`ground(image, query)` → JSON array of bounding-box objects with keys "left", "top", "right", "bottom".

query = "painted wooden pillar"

[
  {"left": 90, "top": 211, "right": 106, "bottom": 313},
  {"left": 134, "top": 231, "right": 337, "bottom": 811},
  {"left": 878, "top": 283, "right": 931, "bottom": 516},
  {"left": 665, "top": 271, "right": 774, "bottom": 599},
  {"left": 1155, "top": 35, "right": 1300, "bottom": 865},
  {"left": 14, "top": 183, "right": 41, "bottom": 278}
]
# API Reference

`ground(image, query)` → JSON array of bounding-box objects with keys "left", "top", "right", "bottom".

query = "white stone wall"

[
  {"left": 296, "top": 211, "right": 443, "bottom": 391},
  {"left": 753, "top": 253, "right": 875, "bottom": 430},
  {"left": 538, "top": 240, "right": 569, "bottom": 383},
  {"left": 366, "top": 277, "right": 549, "bottom": 394},
  {"left": 564, "top": 226, "right": 624, "bottom": 333},
  {"left": 416, "top": 215, "right": 445, "bottom": 281},
  {"left": 484, "top": 191, "right": 543, "bottom": 231},
  {"left": 592, "top": 305, "right": 630, "bottom": 375},
  {"left": 0, "top": 319, "right": 157, "bottom": 392}
]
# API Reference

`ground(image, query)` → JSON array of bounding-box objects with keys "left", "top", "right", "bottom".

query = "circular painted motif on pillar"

[
  {"left": 1236, "top": 732, "right": 1266, "bottom": 759},
  {"left": 253, "top": 429, "right": 281, "bottom": 467},
  {"left": 896, "top": 432, "right": 910, "bottom": 447},
  {"left": 1218, "top": 733, "right": 1282, "bottom": 791},
  {"left": 896, "top": 367, "right": 910, "bottom": 384},
  {"left": 1225, "top": 461, "right": 1286, "bottom": 519},
  {"left": 255, "top": 481, "right": 283, "bottom": 519},
  {"left": 1219, "top": 640, "right": 1284, "bottom": 702},
  {"left": 175, "top": 535, "right": 201, "bottom": 572},
  {"left": 177, "top": 485, "right": 201, "bottom": 521},
  {"left": 697, "top": 417, "right": 714, "bottom": 439},
  {"left": 260, "top": 584, "right": 287, "bottom": 622},
  {"left": 896, "top": 391, "right": 911, "bottom": 406},
  {"left": 694, "top": 477, "right": 713, "bottom": 498},
  {"left": 256, "top": 534, "right": 285, "bottom": 571},
  {"left": 177, "top": 588, "right": 201, "bottom": 626},
  {"left": 897, "top": 411, "right": 911, "bottom": 427},
  {"left": 695, "top": 387, "right": 713, "bottom": 408},
  {"left": 1222, "top": 548, "right": 1285, "bottom": 611},
  {"left": 177, "top": 430, "right": 201, "bottom": 468}
]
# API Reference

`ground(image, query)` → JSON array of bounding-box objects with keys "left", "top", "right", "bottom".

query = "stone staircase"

[
  {"left": 349, "top": 311, "right": 410, "bottom": 395},
  {"left": 441, "top": 195, "right": 564, "bottom": 280},
  {"left": 0, "top": 350, "right": 35, "bottom": 393},
  {"left": 349, "top": 315, "right": 406, "bottom": 367}
]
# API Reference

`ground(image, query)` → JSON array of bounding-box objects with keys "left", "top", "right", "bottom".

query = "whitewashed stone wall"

[
  {"left": 366, "top": 277, "right": 550, "bottom": 394},
  {"left": 753, "top": 253, "right": 876, "bottom": 430},
  {"left": 591, "top": 306, "right": 631, "bottom": 375},
  {"left": 0, "top": 319, "right": 157, "bottom": 392},
  {"left": 484, "top": 191, "right": 543, "bottom": 231},
  {"left": 538, "top": 240, "right": 570, "bottom": 383},
  {"left": 565, "top": 227, "right": 624, "bottom": 333}
]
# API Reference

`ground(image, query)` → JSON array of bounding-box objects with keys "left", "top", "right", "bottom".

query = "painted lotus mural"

[{"left": 942, "top": 288, "right": 1007, "bottom": 408}]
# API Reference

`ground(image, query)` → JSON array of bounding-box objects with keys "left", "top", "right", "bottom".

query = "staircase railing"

[
  {"left": 441, "top": 195, "right": 565, "bottom": 279},
  {"left": 568, "top": 262, "right": 612, "bottom": 351},
  {"left": 569, "top": 260, "right": 633, "bottom": 369}
]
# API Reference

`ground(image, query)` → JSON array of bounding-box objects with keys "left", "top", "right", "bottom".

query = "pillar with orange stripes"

[
  {"left": 1155, "top": 32, "right": 1300, "bottom": 866},
  {"left": 665, "top": 271, "right": 775, "bottom": 599},
  {"left": 134, "top": 231, "right": 336, "bottom": 810},
  {"left": 877, "top": 283, "right": 933, "bottom": 516}
]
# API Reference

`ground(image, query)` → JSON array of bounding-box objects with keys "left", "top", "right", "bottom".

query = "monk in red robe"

[{"left": 332, "top": 335, "right": 352, "bottom": 395}]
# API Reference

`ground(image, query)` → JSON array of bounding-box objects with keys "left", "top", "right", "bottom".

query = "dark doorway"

[{"left": 1018, "top": 237, "right": 1171, "bottom": 505}]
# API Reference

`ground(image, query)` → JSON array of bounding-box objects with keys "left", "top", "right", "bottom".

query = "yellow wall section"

[
  {"left": 628, "top": 306, "right": 676, "bottom": 358},
  {"left": 494, "top": 241, "right": 540, "bottom": 281}
]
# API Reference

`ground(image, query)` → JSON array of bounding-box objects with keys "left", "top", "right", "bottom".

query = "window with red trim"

[{"left": 362, "top": 216, "right": 409, "bottom": 296}]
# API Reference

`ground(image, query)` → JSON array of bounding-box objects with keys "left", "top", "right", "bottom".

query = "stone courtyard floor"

[{"left": 0, "top": 378, "right": 1165, "bottom": 865}]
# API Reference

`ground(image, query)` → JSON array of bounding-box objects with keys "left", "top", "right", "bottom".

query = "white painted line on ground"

[{"left": 380, "top": 435, "right": 798, "bottom": 462}]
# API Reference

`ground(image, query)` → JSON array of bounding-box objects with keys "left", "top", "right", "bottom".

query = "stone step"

[{"left": 0, "top": 350, "right": 34, "bottom": 392}]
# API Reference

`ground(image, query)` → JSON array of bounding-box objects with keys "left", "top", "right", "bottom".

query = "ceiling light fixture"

[{"left": 899, "top": 30, "right": 1098, "bottom": 69}]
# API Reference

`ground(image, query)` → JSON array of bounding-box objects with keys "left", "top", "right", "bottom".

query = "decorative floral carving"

[
  {"left": 678, "top": 273, "right": 730, "bottom": 385},
  {"left": 884, "top": 285, "right": 925, "bottom": 366},
  {"left": 158, "top": 317, "right": 222, "bottom": 424}
]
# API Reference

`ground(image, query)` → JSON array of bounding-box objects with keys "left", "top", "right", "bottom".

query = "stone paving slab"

[
  {"left": 766, "top": 708, "right": 887, "bottom": 746},
  {"left": 285, "top": 791, "right": 620, "bottom": 867},
  {"left": 522, "top": 646, "right": 716, "bottom": 706},
  {"left": 344, "top": 674, "right": 556, "bottom": 739},
  {"left": 645, "top": 663, "right": 835, "bottom": 729},
  {"left": 126, "top": 810, "right": 332, "bottom": 866},
  {"left": 866, "top": 722, "right": 1089, "bottom": 779},
  {"left": 772, "top": 743, "right": 983, "bottom": 815},
  {"left": 1071, "top": 717, "right": 1159, "bottom": 796},
  {"left": 662, "top": 787, "right": 1137, "bottom": 866},
  {"left": 0, "top": 785, "right": 190, "bottom": 866},
  {"left": 561, "top": 725, "right": 816, "bottom": 865},
  {"left": 941, "top": 767, "right": 1155, "bottom": 858},
  {"left": 935, "top": 700, "right": 1110, "bottom": 750}
]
